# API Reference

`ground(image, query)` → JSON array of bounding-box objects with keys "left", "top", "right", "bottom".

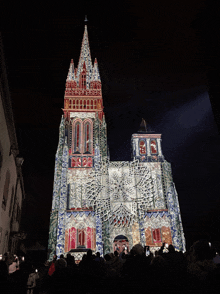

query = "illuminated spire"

[
  {"left": 66, "top": 59, "right": 76, "bottom": 81},
  {"left": 91, "top": 58, "right": 101, "bottom": 82},
  {"left": 76, "top": 25, "right": 93, "bottom": 88}
]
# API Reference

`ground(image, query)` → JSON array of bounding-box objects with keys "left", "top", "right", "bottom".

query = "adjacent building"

[
  {"left": 48, "top": 25, "right": 185, "bottom": 259},
  {"left": 0, "top": 33, "right": 25, "bottom": 254}
]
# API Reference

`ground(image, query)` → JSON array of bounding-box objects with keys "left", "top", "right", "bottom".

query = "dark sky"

[{"left": 1, "top": 0, "right": 220, "bottom": 248}]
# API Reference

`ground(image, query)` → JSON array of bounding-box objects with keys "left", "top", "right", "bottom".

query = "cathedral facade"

[{"left": 48, "top": 25, "right": 185, "bottom": 259}]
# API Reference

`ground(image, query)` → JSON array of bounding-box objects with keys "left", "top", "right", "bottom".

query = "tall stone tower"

[{"left": 48, "top": 25, "right": 185, "bottom": 260}]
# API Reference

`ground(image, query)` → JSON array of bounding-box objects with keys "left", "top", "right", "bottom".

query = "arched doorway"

[{"left": 113, "top": 235, "right": 129, "bottom": 254}]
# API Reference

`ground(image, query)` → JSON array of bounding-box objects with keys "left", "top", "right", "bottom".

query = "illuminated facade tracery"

[{"left": 48, "top": 25, "right": 185, "bottom": 260}]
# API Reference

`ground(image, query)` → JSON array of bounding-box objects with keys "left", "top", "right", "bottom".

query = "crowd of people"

[{"left": 1, "top": 239, "right": 220, "bottom": 294}]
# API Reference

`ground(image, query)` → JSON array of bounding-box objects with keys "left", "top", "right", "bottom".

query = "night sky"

[{"left": 1, "top": 1, "right": 220, "bottom": 249}]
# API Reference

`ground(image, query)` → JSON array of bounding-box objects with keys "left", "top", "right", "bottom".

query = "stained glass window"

[
  {"left": 75, "top": 122, "right": 81, "bottom": 152},
  {"left": 139, "top": 140, "right": 146, "bottom": 155},
  {"left": 78, "top": 228, "right": 85, "bottom": 246},
  {"left": 85, "top": 122, "right": 90, "bottom": 153},
  {"left": 151, "top": 139, "right": 157, "bottom": 154},
  {"left": 152, "top": 228, "right": 161, "bottom": 243}
]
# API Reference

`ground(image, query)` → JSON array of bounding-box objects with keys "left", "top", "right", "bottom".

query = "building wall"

[
  {"left": 0, "top": 94, "right": 17, "bottom": 253},
  {"left": 0, "top": 33, "right": 25, "bottom": 254}
]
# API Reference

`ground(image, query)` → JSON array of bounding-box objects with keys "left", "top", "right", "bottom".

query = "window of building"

[
  {"left": 77, "top": 228, "right": 85, "bottom": 246},
  {"left": 83, "top": 75, "right": 86, "bottom": 89},
  {"left": 152, "top": 228, "right": 161, "bottom": 243},
  {"left": 139, "top": 140, "right": 146, "bottom": 155},
  {"left": 150, "top": 139, "right": 157, "bottom": 154},
  {"left": 84, "top": 122, "right": 91, "bottom": 153},
  {"left": 80, "top": 73, "right": 86, "bottom": 89},
  {"left": 74, "top": 122, "right": 81, "bottom": 153},
  {"left": 2, "top": 170, "right": 10, "bottom": 210}
]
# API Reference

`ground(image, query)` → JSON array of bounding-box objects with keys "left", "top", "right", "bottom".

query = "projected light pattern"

[{"left": 48, "top": 25, "right": 185, "bottom": 261}]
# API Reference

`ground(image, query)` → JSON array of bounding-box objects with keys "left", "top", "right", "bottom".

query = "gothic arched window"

[
  {"left": 82, "top": 74, "right": 86, "bottom": 89},
  {"left": 77, "top": 228, "right": 85, "bottom": 246},
  {"left": 152, "top": 228, "right": 161, "bottom": 243},
  {"left": 84, "top": 122, "right": 91, "bottom": 153},
  {"left": 151, "top": 139, "right": 157, "bottom": 154},
  {"left": 139, "top": 140, "right": 146, "bottom": 155},
  {"left": 80, "top": 73, "right": 86, "bottom": 89},
  {"left": 74, "top": 122, "right": 81, "bottom": 153}
]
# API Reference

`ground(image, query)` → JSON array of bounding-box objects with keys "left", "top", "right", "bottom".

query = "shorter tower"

[
  {"left": 131, "top": 119, "right": 164, "bottom": 163},
  {"left": 131, "top": 120, "right": 185, "bottom": 251}
]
